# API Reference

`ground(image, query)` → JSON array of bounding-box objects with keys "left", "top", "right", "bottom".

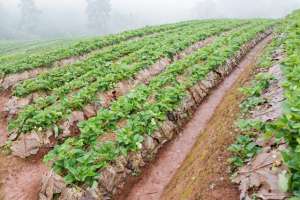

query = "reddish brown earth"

[
  {"left": 0, "top": 155, "right": 47, "bottom": 200},
  {"left": 0, "top": 90, "right": 49, "bottom": 200},
  {"left": 120, "top": 35, "right": 272, "bottom": 200},
  {"left": 0, "top": 90, "right": 10, "bottom": 146}
]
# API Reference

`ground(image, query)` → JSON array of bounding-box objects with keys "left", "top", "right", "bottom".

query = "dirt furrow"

[{"left": 120, "top": 35, "right": 273, "bottom": 200}]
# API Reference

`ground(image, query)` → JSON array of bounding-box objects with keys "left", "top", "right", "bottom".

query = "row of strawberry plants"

[
  {"left": 13, "top": 20, "right": 225, "bottom": 97},
  {"left": 228, "top": 72, "right": 274, "bottom": 168},
  {"left": 266, "top": 10, "right": 300, "bottom": 197},
  {"left": 8, "top": 20, "right": 247, "bottom": 135},
  {"left": 227, "top": 20, "right": 291, "bottom": 200},
  {"left": 0, "top": 38, "right": 81, "bottom": 69},
  {"left": 44, "top": 20, "right": 274, "bottom": 185},
  {"left": 230, "top": 10, "right": 300, "bottom": 197},
  {"left": 0, "top": 20, "right": 205, "bottom": 76}
]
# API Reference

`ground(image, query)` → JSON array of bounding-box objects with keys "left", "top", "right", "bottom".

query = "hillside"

[{"left": 0, "top": 10, "right": 300, "bottom": 200}]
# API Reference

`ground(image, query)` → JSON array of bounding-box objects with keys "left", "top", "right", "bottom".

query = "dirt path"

[{"left": 121, "top": 35, "right": 273, "bottom": 200}]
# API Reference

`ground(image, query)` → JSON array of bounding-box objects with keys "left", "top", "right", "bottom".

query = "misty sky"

[
  {"left": 1, "top": 0, "right": 300, "bottom": 39},
  {"left": 2, "top": 0, "right": 198, "bottom": 23},
  {"left": 4, "top": 0, "right": 300, "bottom": 20}
]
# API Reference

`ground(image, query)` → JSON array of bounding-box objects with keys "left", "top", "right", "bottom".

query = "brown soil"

[
  {"left": 121, "top": 35, "right": 272, "bottom": 200},
  {"left": 0, "top": 155, "right": 48, "bottom": 200},
  {"left": 0, "top": 90, "right": 49, "bottom": 200},
  {"left": 0, "top": 90, "right": 10, "bottom": 146}
]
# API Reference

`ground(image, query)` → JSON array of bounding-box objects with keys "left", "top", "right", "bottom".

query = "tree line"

[{"left": 0, "top": 0, "right": 112, "bottom": 39}]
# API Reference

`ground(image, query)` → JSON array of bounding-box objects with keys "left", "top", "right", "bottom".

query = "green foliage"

[
  {"left": 0, "top": 20, "right": 203, "bottom": 75},
  {"left": 240, "top": 96, "right": 266, "bottom": 113},
  {"left": 257, "top": 30, "right": 284, "bottom": 68},
  {"left": 256, "top": 10, "right": 300, "bottom": 196},
  {"left": 236, "top": 119, "right": 265, "bottom": 133},
  {"left": 9, "top": 20, "right": 248, "bottom": 135},
  {"left": 239, "top": 72, "right": 274, "bottom": 113},
  {"left": 240, "top": 73, "right": 274, "bottom": 97},
  {"left": 43, "top": 20, "right": 274, "bottom": 185},
  {"left": 229, "top": 113, "right": 266, "bottom": 170},
  {"left": 228, "top": 135, "right": 261, "bottom": 168}
]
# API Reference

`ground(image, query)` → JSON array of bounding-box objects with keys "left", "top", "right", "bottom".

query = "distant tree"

[
  {"left": 86, "top": 0, "right": 111, "bottom": 34},
  {"left": 19, "top": 0, "right": 41, "bottom": 34}
]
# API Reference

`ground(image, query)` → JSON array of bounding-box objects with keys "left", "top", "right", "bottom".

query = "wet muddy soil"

[
  {"left": 0, "top": 90, "right": 49, "bottom": 200},
  {"left": 120, "top": 35, "right": 273, "bottom": 200},
  {"left": 0, "top": 155, "right": 47, "bottom": 200},
  {"left": 0, "top": 90, "right": 10, "bottom": 146}
]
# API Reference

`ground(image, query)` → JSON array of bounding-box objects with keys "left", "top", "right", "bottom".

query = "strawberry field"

[{"left": 0, "top": 10, "right": 300, "bottom": 200}]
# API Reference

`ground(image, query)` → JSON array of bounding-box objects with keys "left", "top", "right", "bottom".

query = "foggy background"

[{"left": 1, "top": 0, "right": 300, "bottom": 40}]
